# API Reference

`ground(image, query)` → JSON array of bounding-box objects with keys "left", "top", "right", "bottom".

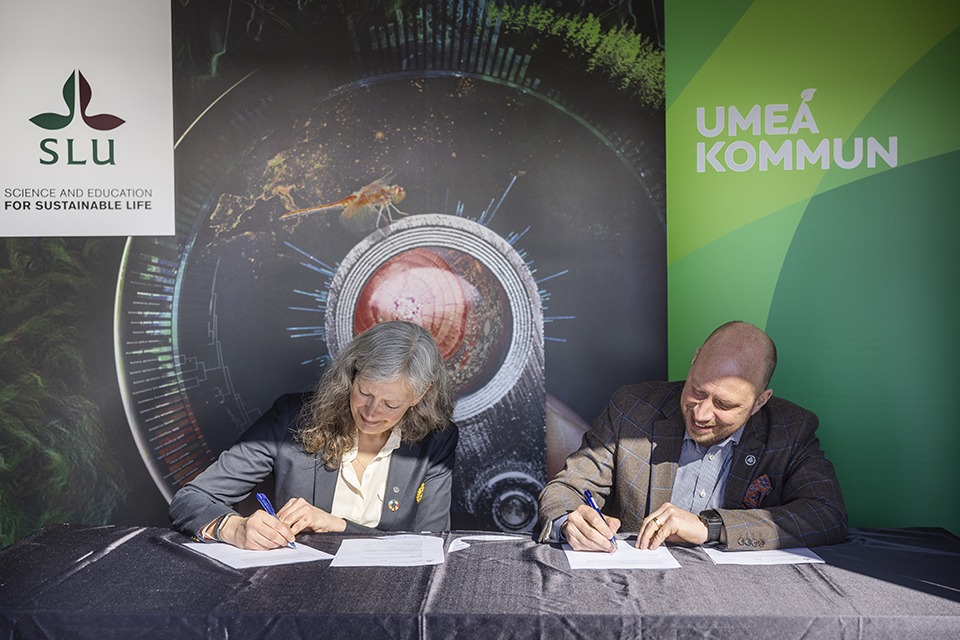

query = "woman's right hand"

[{"left": 220, "top": 511, "right": 297, "bottom": 550}]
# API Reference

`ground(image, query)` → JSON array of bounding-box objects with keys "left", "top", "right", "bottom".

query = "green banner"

[{"left": 666, "top": 0, "right": 960, "bottom": 532}]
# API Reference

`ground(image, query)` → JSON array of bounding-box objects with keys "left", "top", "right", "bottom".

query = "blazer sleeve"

[
  {"left": 168, "top": 394, "right": 302, "bottom": 540},
  {"left": 718, "top": 403, "right": 847, "bottom": 550},
  {"left": 536, "top": 388, "right": 631, "bottom": 542}
]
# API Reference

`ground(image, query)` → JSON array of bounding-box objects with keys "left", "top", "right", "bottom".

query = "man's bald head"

[
  {"left": 680, "top": 322, "right": 777, "bottom": 446},
  {"left": 699, "top": 321, "right": 777, "bottom": 391}
]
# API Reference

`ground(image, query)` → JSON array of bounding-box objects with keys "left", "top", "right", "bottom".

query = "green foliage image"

[
  {"left": 488, "top": 3, "right": 664, "bottom": 109},
  {"left": 1, "top": 238, "right": 122, "bottom": 547}
]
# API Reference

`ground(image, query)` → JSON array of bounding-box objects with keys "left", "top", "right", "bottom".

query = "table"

[{"left": 2, "top": 525, "right": 959, "bottom": 639}]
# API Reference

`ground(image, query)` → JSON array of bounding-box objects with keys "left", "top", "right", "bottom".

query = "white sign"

[{"left": 0, "top": 0, "right": 174, "bottom": 236}]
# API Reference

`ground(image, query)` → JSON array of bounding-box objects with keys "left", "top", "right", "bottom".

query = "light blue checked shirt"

[{"left": 670, "top": 425, "right": 744, "bottom": 513}]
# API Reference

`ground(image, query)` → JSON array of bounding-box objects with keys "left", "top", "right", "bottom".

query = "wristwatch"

[{"left": 699, "top": 509, "right": 723, "bottom": 546}]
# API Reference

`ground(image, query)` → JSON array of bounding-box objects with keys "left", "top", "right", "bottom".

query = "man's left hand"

[{"left": 637, "top": 502, "right": 708, "bottom": 550}]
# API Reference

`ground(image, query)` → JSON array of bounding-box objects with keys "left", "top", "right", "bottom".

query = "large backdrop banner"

[
  {"left": 3, "top": 0, "right": 959, "bottom": 547},
  {"left": 665, "top": 0, "right": 960, "bottom": 533},
  {"left": 1, "top": 1, "right": 666, "bottom": 545}
]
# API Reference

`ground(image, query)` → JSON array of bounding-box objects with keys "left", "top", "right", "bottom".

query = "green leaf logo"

[
  {"left": 29, "top": 73, "right": 76, "bottom": 130},
  {"left": 30, "top": 70, "right": 125, "bottom": 131}
]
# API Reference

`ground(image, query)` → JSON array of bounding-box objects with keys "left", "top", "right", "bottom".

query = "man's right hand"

[
  {"left": 220, "top": 511, "right": 296, "bottom": 550},
  {"left": 562, "top": 504, "right": 621, "bottom": 553}
]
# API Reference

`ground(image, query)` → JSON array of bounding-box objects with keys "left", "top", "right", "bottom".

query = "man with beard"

[{"left": 538, "top": 321, "right": 847, "bottom": 552}]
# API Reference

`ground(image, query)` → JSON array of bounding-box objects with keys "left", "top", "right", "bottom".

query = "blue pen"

[
  {"left": 256, "top": 492, "right": 296, "bottom": 549},
  {"left": 583, "top": 489, "right": 618, "bottom": 549}
]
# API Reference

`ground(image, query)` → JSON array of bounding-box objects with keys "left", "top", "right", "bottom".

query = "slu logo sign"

[{"left": 30, "top": 70, "right": 124, "bottom": 165}]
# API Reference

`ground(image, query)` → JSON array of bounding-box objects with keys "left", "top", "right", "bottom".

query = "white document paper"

[
  {"left": 563, "top": 539, "right": 682, "bottom": 569},
  {"left": 183, "top": 542, "right": 334, "bottom": 569},
  {"left": 448, "top": 534, "right": 524, "bottom": 553},
  {"left": 702, "top": 546, "right": 824, "bottom": 565},
  {"left": 330, "top": 534, "right": 445, "bottom": 567}
]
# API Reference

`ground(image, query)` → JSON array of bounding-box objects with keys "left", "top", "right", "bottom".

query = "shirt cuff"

[
  {"left": 537, "top": 514, "right": 570, "bottom": 543},
  {"left": 198, "top": 514, "right": 233, "bottom": 543}
]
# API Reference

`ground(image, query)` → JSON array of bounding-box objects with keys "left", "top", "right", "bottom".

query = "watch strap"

[{"left": 699, "top": 509, "right": 723, "bottom": 546}]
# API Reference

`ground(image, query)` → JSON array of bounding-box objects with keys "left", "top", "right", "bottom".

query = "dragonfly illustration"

[{"left": 280, "top": 174, "right": 407, "bottom": 233}]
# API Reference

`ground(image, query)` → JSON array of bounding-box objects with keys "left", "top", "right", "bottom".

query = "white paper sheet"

[
  {"left": 330, "top": 534, "right": 445, "bottom": 567},
  {"left": 448, "top": 534, "right": 524, "bottom": 553},
  {"left": 562, "top": 539, "right": 682, "bottom": 569},
  {"left": 702, "top": 546, "right": 824, "bottom": 565},
  {"left": 183, "top": 542, "right": 334, "bottom": 569}
]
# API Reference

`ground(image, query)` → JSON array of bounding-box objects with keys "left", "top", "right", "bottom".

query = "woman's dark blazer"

[{"left": 169, "top": 393, "right": 458, "bottom": 539}]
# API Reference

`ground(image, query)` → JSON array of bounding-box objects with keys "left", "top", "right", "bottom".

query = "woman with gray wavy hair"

[{"left": 169, "top": 320, "right": 458, "bottom": 550}]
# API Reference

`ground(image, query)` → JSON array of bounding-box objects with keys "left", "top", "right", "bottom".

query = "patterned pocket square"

[{"left": 742, "top": 474, "right": 773, "bottom": 509}]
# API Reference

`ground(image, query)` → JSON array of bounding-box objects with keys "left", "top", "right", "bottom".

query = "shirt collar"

[
  {"left": 382, "top": 425, "right": 403, "bottom": 455},
  {"left": 343, "top": 425, "right": 403, "bottom": 463}
]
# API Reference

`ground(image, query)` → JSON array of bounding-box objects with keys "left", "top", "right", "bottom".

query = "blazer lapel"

[
  {"left": 313, "top": 459, "right": 337, "bottom": 510},
  {"left": 378, "top": 441, "right": 419, "bottom": 529},
  {"left": 648, "top": 415, "right": 683, "bottom": 514},
  {"left": 723, "top": 418, "right": 763, "bottom": 509}
]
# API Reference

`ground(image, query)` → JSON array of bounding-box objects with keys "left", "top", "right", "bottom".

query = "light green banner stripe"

[
  {"left": 667, "top": 0, "right": 960, "bottom": 265},
  {"left": 666, "top": 199, "right": 808, "bottom": 379},
  {"left": 818, "top": 26, "right": 960, "bottom": 194},
  {"left": 663, "top": 0, "right": 753, "bottom": 112}
]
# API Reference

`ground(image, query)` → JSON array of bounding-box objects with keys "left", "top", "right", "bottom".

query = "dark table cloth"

[{"left": 1, "top": 524, "right": 959, "bottom": 639}]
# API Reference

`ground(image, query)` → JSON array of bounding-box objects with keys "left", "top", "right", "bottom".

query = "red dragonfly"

[{"left": 280, "top": 174, "right": 407, "bottom": 232}]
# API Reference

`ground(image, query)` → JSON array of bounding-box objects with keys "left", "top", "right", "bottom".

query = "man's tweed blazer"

[{"left": 538, "top": 381, "right": 847, "bottom": 549}]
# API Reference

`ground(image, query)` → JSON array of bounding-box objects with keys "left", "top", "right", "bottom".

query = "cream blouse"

[{"left": 331, "top": 426, "right": 403, "bottom": 527}]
